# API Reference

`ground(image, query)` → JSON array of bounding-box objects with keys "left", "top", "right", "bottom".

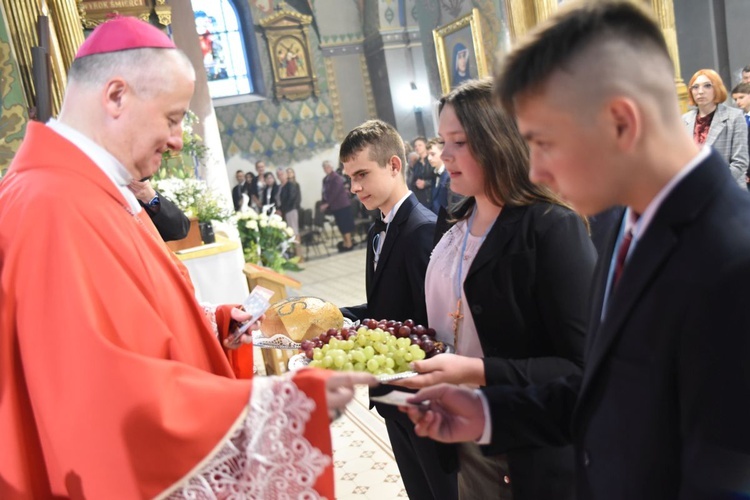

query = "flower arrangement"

[
  {"left": 235, "top": 210, "right": 301, "bottom": 272},
  {"left": 154, "top": 177, "right": 231, "bottom": 223},
  {"left": 155, "top": 110, "right": 209, "bottom": 180}
]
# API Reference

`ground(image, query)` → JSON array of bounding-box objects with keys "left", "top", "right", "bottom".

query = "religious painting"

[
  {"left": 259, "top": 9, "right": 319, "bottom": 101},
  {"left": 274, "top": 36, "right": 308, "bottom": 79},
  {"left": 433, "top": 8, "right": 489, "bottom": 95}
]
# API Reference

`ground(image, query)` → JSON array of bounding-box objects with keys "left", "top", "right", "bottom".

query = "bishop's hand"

[{"left": 324, "top": 372, "right": 378, "bottom": 421}]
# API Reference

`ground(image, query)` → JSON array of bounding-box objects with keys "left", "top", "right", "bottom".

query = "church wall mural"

[{"left": 215, "top": 0, "right": 339, "bottom": 170}]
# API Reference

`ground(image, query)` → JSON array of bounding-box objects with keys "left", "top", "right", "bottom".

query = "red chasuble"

[{"left": 0, "top": 123, "right": 334, "bottom": 498}]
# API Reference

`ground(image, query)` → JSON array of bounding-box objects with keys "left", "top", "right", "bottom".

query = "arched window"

[{"left": 191, "top": 0, "right": 265, "bottom": 104}]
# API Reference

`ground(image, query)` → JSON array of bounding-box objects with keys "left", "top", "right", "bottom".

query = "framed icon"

[
  {"left": 433, "top": 8, "right": 489, "bottom": 94},
  {"left": 259, "top": 8, "right": 319, "bottom": 101}
]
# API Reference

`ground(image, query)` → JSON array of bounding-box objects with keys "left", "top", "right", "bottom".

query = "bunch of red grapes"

[{"left": 300, "top": 318, "right": 446, "bottom": 360}]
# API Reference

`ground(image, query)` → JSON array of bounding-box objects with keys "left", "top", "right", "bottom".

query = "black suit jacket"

[
  {"left": 483, "top": 151, "right": 750, "bottom": 500},
  {"left": 140, "top": 193, "right": 190, "bottom": 242},
  {"left": 279, "top": 181, "right": 301, "bottom": 214},
  {"left": 341, "top": 193, "right": 435, "bottom": 326},
  {"left": 260, "top": 184, "right": 279, "bottom": 208},
  {"left": 437, "top": 201, "right": 595, "bottom": 500},
  {"left": 232, "top": 183, "right": 245, "bottom": 211}
]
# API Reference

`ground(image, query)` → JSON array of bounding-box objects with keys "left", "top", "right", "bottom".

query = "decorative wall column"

[
  {"left": 505, "top": 0, "right": 535, "bottom": 41},
  {"left": 533, "top": 0, "right": 558, "bottom": 24},
  {"left": 0, "top": 0, "right": 83, "bottom": 117},
  {"left": 647, "top": 0, "right": 689, "bottom": 112}
]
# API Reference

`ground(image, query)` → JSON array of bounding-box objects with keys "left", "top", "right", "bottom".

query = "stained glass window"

[{"left": 191, "top": 0, "right": 255, "bottom": 100}]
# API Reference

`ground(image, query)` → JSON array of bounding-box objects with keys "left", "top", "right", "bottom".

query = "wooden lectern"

[{"left": 243, "top": 263, "right": 301, "bottom": 375}]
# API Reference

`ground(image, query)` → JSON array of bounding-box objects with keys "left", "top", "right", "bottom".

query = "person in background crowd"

[
  {"left": 404, "top": 3, "right": 750, "bottom": 499},
  {"left": 336, "top": 161, "right": 352, "bottom": 192},
  {"left": 731, "top": 82, "right": 750, "bottom": 188},
  {"left": 321, "top": 159, "right": 355, "bottom": 251},
  {"left": 406, "top": 151, "right": 420, "bottom": 190},
  {"left": 260, "top": 171, "right": 279, "bottom": 213},
  {"left": 232, "top": 169, "right": 247, "bottom": 211},
  {"left": 411, "top": 136, "right": 435, "bottom": 208},
  {"left": 682, "top": 69, "right": 748, "bottom": 187},
  {"left": 742, "top": 65, "right": 750, "bottom": 84},
  {"left": 0, "top": 16, "right": 374, "bottom": 498},
  {"left": 248, "top": 160, "right": 266, "bottom": 210},
  {"left": 283, "top": 167, "right": 303, "bottom": 256},
  {"left": 128, "top": 178, "right": 190, "bottom": 241},
  {"left": 425, "top": 137, "right": 457, "bottom": 215},
  {"left": 278, "top": 167, "right": 301, "bottom": 236}
]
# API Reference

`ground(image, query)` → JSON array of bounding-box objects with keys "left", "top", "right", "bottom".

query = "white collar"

[
  {"left": 381, "top": 190, "right": 412, "bottom": 223},
  {"left": 435, "top": 164, "right": 445, "bottom": 175},
  {"left": 46, "top": 119, "right": 140, "bottom": 213}
]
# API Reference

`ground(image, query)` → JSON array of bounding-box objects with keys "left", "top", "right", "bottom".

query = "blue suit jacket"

[{"left": 430, "top": 169, "right": 451, "bottom": 215}]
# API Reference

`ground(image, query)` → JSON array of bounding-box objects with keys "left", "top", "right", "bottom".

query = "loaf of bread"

[{"left": 262, "top": 296, "right": 344, "bottom": 342}]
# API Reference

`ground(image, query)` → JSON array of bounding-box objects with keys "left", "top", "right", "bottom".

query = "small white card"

[{"left": 370, "top": 390, "right": 428, "bottom": 408}]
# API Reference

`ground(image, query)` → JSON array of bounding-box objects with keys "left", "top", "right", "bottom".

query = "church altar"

[{"left": 175, "top": 236, "right": 249, "bottom": 305}]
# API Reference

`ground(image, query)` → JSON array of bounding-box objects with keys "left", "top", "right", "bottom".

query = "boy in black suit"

[
  {"left": 339, "top": 120, "right": 457, "bottom": 500},
  {"left": 404, "top": 2, "right": 750, "bottom": 499}
]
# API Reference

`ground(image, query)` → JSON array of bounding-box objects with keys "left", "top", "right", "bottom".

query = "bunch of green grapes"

[{"left": 304, "top": 325, "right": 429, "bottom": 376}]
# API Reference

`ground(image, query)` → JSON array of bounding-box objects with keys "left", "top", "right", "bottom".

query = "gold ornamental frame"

[
  {"left": 433, "top": 8, "right": 488, "bottom": 95},
  {"left": 259, "top": 8, "right": 319, "bottom": 101},
  {"left": 76, "top": 0, "right": 171, "bottom": 29}
]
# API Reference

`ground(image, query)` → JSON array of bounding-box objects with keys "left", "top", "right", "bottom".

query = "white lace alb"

[{"left": 163, "top": 376, "right": 330, "bottom": 499}]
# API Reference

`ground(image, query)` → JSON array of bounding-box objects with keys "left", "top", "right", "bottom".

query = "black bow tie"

[{"left": 372, "top": 219, "right": 387, "bottom": 234}]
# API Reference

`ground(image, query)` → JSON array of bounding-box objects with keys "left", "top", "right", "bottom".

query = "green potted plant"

[
  {"left": 234, "top": 210, "right": 301, "bottom": 272},
  {"left": 153, "top": 178, "right": 231, "bottom": 244},
  {"left": 193, "top": 188, "right": 231, "bottom": 244}
]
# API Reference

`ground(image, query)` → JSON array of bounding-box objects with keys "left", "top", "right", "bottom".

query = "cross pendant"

[{"left": 448, "top": 298, "right": 463, "bottom": 346}]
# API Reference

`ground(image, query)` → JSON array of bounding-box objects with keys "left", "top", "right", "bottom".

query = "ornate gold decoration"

[
  {"left": 647, "top": 0, "right": 688, "bottom": 113},
  {"left": 153, "top": 0, "right": 171, "bottom": 26},
  {"left": 76, "top": 0, "right": 167, "bottom": 29},
  {"left": 1, "top": 0, "right": 83, "bottom": 116},
  {"left": 433, "top": 8, "right": 488, "bottom": 94},
  {"left": 259, "top": 8, "right": 319, "bottom": 101},
  {"left": 359, "top": 53, "right": 377, "bottom": 119},
  {"left": 533, "top": 0, "right": 558, "bottom": 24},
  {"left": 505, "top": 0, "right": 535, "bottom": 41},
  {"left": 323, "top": 57, "right": 345, "bottom": 141}
]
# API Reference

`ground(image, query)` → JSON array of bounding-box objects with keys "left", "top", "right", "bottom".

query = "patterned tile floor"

[{"left": 286, "top": 245, "right": 409, "bottom": 499}]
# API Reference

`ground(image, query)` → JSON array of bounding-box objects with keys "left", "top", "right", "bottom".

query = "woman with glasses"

[
  {"left": 682, "top": 69, "right": 749, "bottom": 187},
  {"left": 393, "top": 79, "right": 596, "bottom": 500}
]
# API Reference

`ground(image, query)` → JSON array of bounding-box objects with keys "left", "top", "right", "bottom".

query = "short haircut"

[
  {"left": 263, "top": 172, "right": 274, "bottom": 180},
  {"left": 731, "top": 82, "right": 750, "bottom": 95},
  {"left": 496, "top": 0, "right": 671, "bottom": 114},
  {"left": 339, "top": 119, "right": 406, "bottom": 168},
  {"left": 69, "top": 48, "right": 194, "bottom": 97},
  {"left": 743, "top": 66, "right": 750, "bottom": 74},
  {"left": 426, "top": 138, "right": 443, "bottom": 150},
  {"left": 687, "top": 69, "right": 728, "bottom": 106},
  {"left": 236, "top": 169, "right": 244, "bottom": 175},
  {"left": 411, "top": 136, "right": 427, "bottom": 147}
]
